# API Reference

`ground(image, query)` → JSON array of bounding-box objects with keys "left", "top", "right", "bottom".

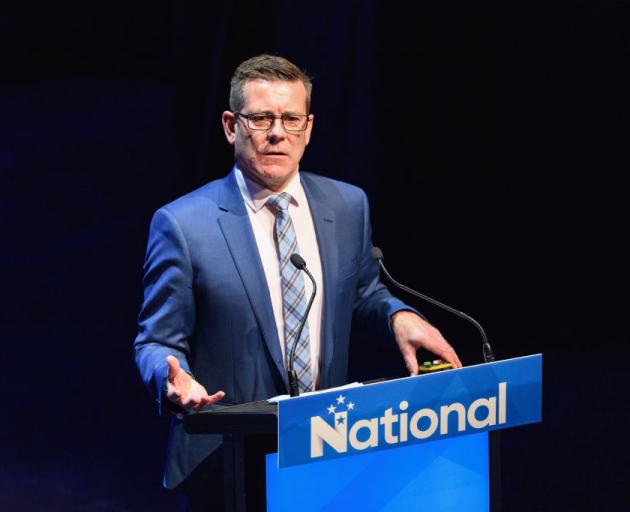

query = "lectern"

[
  {"left": 185, "top": 400, "right": 278, "bottom": 510},
  {"left": 185, "top": 354, "right": 542, "bottom": 512}
]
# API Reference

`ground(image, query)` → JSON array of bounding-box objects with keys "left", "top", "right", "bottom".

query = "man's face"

[{"left": 222, "top": 79, "right": 313, "bottom": 191}]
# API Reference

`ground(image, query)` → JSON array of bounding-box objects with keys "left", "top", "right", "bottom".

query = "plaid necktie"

[{"left": 267, "top": 192, "right": 314, "bottom": 393}]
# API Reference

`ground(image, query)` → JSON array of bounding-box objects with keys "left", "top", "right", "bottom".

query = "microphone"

[
  {"left": 371, "top": 247, "right": 495, "bottom": 363},
  {"left": 288, "top": 253, "right": 317, "bottom": 396}
]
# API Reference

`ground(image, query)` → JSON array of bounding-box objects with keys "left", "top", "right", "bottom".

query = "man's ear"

[
  {"left": 304, "top": 113, "right": 314, "bottom": 146},
  {"left": 222, "top": 111, "right": 236, "bottom": 145}
]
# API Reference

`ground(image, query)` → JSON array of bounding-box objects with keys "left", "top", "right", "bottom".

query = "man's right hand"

[{"left": 165, "top": 355, "right": 225, "bottom": 412}]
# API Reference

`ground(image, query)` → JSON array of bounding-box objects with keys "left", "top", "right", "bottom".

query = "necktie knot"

[{"left": 267, "top": 192, "right": 293, "bottom": 213}]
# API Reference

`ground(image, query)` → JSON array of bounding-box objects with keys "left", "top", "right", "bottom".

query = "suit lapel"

[
  {"left": 217, "top": 171, "right": 288, "bottom": 389},
  {"left": 301, "top": 174, "right": 338, "bottom": 388}
]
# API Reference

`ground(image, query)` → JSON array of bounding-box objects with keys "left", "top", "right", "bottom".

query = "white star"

[
  {"left": 347, "top": 401, "right": 355, "bottom": 410},
  {"left": 336, "top": 394, "right": 346, "bottom": 405},
  {"left": 327, "top": 404, "right": 336, "bottom": 414}
]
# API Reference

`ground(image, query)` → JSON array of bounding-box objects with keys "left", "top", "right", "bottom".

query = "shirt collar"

[{"left": 235, "top": 165, "right": 305, "bottom": 213}]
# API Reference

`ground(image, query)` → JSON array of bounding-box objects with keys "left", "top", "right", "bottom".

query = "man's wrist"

[{"left": 390, "top": 309, "right": 419, "bottom": 331}]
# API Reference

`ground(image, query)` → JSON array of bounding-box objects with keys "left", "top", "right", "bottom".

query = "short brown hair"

[{"left": 229, "top": 54, "right": 313, "bottom": 113}]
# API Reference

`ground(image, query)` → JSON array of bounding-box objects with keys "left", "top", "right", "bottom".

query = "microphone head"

[
  {"left": 370, "top": 246, "right": 384, "bottom": 261},
  {"left": 290, "top": 253, "right": 307, "bottom": 270}
]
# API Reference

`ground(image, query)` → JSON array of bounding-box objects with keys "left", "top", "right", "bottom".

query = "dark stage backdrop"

[{"left": 1, "top": 2, "right": 627, "bottom": 510}]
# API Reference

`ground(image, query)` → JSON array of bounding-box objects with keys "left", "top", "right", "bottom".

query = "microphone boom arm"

[
  {"left": 374, "top": 250, "right": 495, "bottom": 363},
  {"left": 288, "top": 254, "right": 318, "bottom": 396}
]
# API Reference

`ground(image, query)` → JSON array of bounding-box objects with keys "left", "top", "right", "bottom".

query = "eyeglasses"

[{"left": 234, "top": 112, "right": 311, "bottom": 132}]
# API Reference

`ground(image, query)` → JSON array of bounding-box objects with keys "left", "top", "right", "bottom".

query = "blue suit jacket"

[{"left": 134, "top": 170, "right": 410, "bottom": 488}]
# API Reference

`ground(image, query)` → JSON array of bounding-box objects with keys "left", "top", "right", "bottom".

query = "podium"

[
  {"left": 185, "top": 400, "right": 278, "bottom": 510},
  {"left": 185, "top": 354, "right": 542, "bottom": 512}
]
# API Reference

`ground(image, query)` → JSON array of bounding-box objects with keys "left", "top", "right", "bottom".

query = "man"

[{"left": 134, "top": 54, "right": 461, "bottom": 509}]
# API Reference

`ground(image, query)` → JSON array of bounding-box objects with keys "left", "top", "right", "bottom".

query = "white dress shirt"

[{"left": 235, "top": 167, "right": 324, "bottom": 386}]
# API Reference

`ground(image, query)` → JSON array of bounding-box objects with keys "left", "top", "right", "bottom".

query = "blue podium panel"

[
  {"left": 279, "top": 355, "right": 541, "bottom": 468},
  {"left": 266, "top": 432, "right": 489, "bottom": 512}
]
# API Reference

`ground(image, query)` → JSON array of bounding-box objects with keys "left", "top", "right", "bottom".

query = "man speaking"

[{"left": 134, "top": 54, "right": 461, "bottom": 510}]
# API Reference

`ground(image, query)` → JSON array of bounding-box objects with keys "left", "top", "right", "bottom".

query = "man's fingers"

[
  {"left": 428, "top": 330, "right": 463, "bottom": 369},
  {"left": 196, "top": 391, "right": 225, "bottom": 408},
  {"left": 393, "top": 312, "right": 464, "bottom": 373},
  {"left": 192, "top": 391, "right": 225, "bottom": 411},
  {"left": 401, "top": 346, "right": 419, "bottom": 376},
  {"left": 166, "top": 360, "right": 225, "bottom": 411},
  {"left": 207, "top": 391, "right": 225, "bottom": 403},
  {"left": 182, "top": 387, "right": 225, "bottom": 409},
  {"left": 439, "top": 345, "right": 462, "bottom": 368},
  {"left": 449, "top": 353, "right": 462, "bottom": 369},
  {"left": 166, "top": 355, "right": 181, "bottom": 382},
  {"left": 181, "top": 395, "right": 202, "bottom": 409}
]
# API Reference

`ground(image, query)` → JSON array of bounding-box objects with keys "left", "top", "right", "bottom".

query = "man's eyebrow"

[{"left": 247, "top": 110, "right": 305, "bottom": 116}]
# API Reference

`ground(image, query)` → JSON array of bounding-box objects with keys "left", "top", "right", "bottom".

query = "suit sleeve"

[
  {"left": 351, "top": 189, "right": 421, "bottom": 344},
  {"left": 133, "top": 207, "right": 196, "bottom": 414}
]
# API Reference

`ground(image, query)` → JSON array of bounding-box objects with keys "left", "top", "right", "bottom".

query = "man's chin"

[{"left": 251, "top": 165, "right": 297, "bottom": 190}]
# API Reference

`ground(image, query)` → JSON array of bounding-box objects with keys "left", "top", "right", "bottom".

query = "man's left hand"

[{"left": 391, "top": 310, "right": 462, "bottom": 375}]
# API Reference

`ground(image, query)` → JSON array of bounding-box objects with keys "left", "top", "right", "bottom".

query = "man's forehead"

[
  {"left": 243, "top": 78, "right": 306, "bottom": 91},
  {"left": 242, "top": 79, "right": 308, "bottom": 109}
]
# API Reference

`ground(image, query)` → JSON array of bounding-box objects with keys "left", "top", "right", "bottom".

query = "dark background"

[{"left": 1, "top": 1, "right": 628, "bottom": 510}]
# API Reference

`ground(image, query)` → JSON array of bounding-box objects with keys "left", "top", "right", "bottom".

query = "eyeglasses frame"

[{"left": 233, "top": 111, "right": 312, "bottom": 132}]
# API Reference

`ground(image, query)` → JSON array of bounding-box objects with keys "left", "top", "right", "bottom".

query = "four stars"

[{"left": 327, "top": 394, "right": 356, "bottom": 414}]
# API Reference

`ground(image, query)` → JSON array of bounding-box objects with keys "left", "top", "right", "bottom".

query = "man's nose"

[{"left": 267, "top": 117, "right": 287, "bottom": 141}]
